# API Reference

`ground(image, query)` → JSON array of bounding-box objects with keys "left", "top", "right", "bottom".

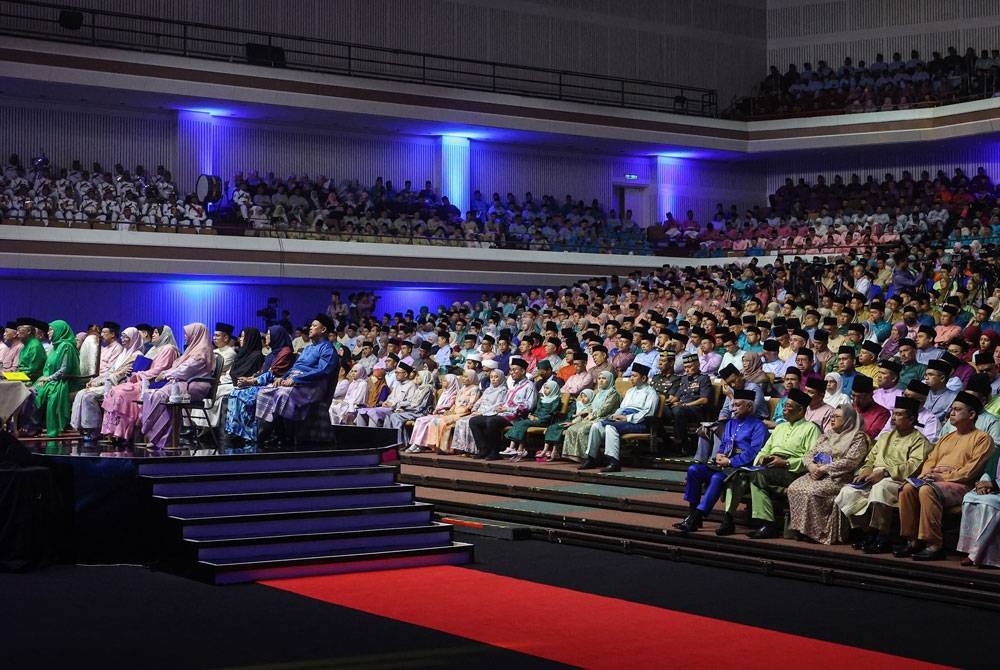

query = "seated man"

[
  {"left": 578, "top": 362, "right": 658, "bottom": 473},
  {"left": 693, "top": 363, "right": 767, "bottom": 462},
  {"left": 894, "top": 392, "right": 996, "bottom": 560},
  {"left": 720, "top": 388, "right": 820, "bottom": 538},
  {"left": 469, "top": 357, "right": 536, "bottom": 461},
  {"left": 674, "top": 388, "right": 768, "bottom": 533},
  {"left": 663, "top": 353, "right": 713, "bottom": 455},
  {"left": 835, "top": 396, "right": 932, "bottom": 554},
  {"left": 851, "top": 374, "right": 890, "bottom": 440},
  {"left": 354, "top": 362, "right": 416, "bottom": 427},
  {"left": 255, "top": 315, "right": 339, "bottom": 449}
]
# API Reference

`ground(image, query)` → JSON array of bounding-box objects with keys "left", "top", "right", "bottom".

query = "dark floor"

[{"left": 2, "top": 533, "right": 991, "bottom": 669}]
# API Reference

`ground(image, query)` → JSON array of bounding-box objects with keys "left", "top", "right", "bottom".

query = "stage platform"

[{"left": 16, "top": 427, "right": 471, "bottom": 584}]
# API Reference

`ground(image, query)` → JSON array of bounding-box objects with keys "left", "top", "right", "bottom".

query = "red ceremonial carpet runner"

[{"left": 262, "top": 566, "right": 951, "bottom": 669}]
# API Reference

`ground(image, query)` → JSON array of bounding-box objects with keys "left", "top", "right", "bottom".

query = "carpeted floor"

[{"left": 1, "top": 534, "right": 993, "bottom": 669}]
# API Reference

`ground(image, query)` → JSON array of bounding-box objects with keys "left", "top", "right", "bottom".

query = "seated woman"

[
  {"left": 140, "top": 323, "right": 216, "bottom": 452},
  {"left": 384, "top": 370, "right": 437, "bottom": 440},
  {"left": 225, "top": 325, "right": 293, "bottom": 447},
  {"left": 407, "top": 370, "right": 481, "bottom": 454},
  {"left": 192, "top": 326, "right": 263, "bottom": 434},
  {"left": 540, "top": 387, "right": 595, "bottom": 462},
  {"left": 451, "top": 368, "right": 507, "bottom": 456},
  {"left": 328, "top": 363, "right": 370, "bottom": 426},
  {"left": 560, "top": 370, "right": 621, "bottom": 462},
  {"left": 403, "top": 373, "right": 460, "bottom": 453},
  {"left": 786, "top": 404, "right": 871, "bottom": 544},
  {"left": 255, "top": 315, "right": 339, "bottom": 449},
  {"left": 501, "top": 379, "right": 560, "bottom": 462},
  {"left": 957, "top": 448, "right": 1000, "bottom": 567},
  {"left": 71, "top": 326, "right": 143, "bottom": 444},
  {"left": 101, "top": 325, "right": 181, "bottom": 447},
  {"left": 29, "top": 319, "right": 81, "bottom": 442}
]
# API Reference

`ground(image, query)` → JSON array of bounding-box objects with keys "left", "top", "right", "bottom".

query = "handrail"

[{"left": 0, "top": 0, "right": 718, "bottom": 117}]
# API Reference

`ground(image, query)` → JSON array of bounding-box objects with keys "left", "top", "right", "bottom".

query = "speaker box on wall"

[
  {"left": 58, "top": 10, "right": 84, "bottom": 30},
  {"left": 245, "top": 43, "right": 287, "bottom": 68}
]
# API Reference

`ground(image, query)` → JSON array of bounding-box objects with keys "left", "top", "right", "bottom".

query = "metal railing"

[{"left": 0, "top": 0, "right": 718, "bottom": 117}]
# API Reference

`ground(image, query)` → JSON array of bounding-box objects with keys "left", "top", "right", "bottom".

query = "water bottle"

[
  {"left": 103, "top": 377, "right": 112, "bottom": 397},
  {"left": 140, "top": 378, "right": 149, "bottom": 399}
]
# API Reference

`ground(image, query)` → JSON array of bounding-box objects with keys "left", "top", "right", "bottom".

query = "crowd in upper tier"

[
  {"left": 5, "top": 237, "right": 1000, "bottom": 564},
  {"left": 729, "top": 46, "right": 1000, "bottom": 119}
]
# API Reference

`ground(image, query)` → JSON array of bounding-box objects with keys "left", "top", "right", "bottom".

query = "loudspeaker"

[
  {"left": 58, "top": 10, "right": 84, "bottom": 31},
  {"left": 245, "top": 43, "right": 286, "bottom": 68}
]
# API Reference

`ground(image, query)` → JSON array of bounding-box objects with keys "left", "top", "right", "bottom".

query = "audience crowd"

[
  {"left": 731, "top": 46, "right": 1000, "bottom": 119},
  {"left": 5, "top": 236, "right": 1000, "bottom": 565}
]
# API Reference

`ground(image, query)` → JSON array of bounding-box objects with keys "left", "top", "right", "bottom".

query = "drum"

[{"left": 195, "top": 174, "right": 223, "bottom": 204}]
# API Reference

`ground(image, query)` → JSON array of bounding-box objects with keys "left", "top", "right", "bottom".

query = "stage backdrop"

[{"left": 0, "top": 275, "right": 485, "bottom": 339}]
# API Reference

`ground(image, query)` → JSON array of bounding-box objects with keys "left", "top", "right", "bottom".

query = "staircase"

[
  {"left": 400, "top": 452, "right": 1000, "bottom": 610},
  {"left": 137, "top": 448, "right": 472, "bottom": 584}
]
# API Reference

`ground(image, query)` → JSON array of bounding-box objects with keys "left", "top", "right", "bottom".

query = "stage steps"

[
  {"left": 402, "top": 455, "right": 1000, "bottom": 610},
  {"left": 137, "top": 447, "right": 472, "bottom": 584}
]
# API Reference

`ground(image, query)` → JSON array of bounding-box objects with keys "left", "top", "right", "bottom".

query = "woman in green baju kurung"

[
  {"left": 503, "top": 379, "right": 562, "bottom": 461},
  {"left": 33, "top": 320, "right": 81, "bottom": 440},
  {"left": 561, "top": 370, "right": 622, "bottom": 461},
  {"left": 540, "top": 388, "right": 594, "bottom": 461}
]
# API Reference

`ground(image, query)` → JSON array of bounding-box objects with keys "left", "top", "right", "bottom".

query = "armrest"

[{"left": 188, "top": 376, "right": 214, "bottom": 385}]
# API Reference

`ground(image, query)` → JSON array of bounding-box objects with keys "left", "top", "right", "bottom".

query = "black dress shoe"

[
  {"left": 911, "top": 546, "right": 946, "bottom": 561},
  {"left": 483, "top": 452, "right": 502, "bottom": 461},
  {"left": 893, "top": 542, "right": 922, "bottom": 558},
  {"left": 715, "top": 514, "right": 735, "bottom": 536},
  {"left": 746, "top": 524, "right": 779, "bottom": 539},
  {"left": 577, "top": 457, "right": 599, "bottom": 470},
  {"left": 673, "top": 510, "right": 703, "bottom": 533},
  {"left": 863, "top": 539, "right": 893, "bottom": 554},
  {"left": 600, "top": 458, "right": 621, "bottom": 473}
]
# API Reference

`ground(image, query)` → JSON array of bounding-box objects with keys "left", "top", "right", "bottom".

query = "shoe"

[
  {"left": 673, "top": 510, "right": 703, "bottom": 533},
  {"left": 577, "top": 457, "right": 599, "bottom": 470},
  {"left": 961, "top": 556, "right": 976, "bottom": 567},
  {"left": 500, "top": 446, "right": 518, "bottom": 456},
  {"left": 483, "top": 451, "right": 502, "bottom": 461},
  {"left": 746, "top": 524, "right": 778, "bottom": 540},
  {"left": 403, "top": 445, "right": 421, "bottom": 454},
  {"left": 892, "top": 542, "right": 922, "bottom": 558},
  {"left": 715, "top": 514, "right": 735, "bottom": 536},
  {"left": 911, "top": 546, "right": 946, "bottom": 561},
  {"left": 600, "top": 458, "right": 621, "bottom": 473}
]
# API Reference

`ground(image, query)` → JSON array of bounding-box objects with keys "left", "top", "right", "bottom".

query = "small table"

[
  {"left": 0, "top": 380, "right": 31, "bottom": 429},
  {"left": 163, "top": 399, "right": 198, "bottom": 453}
]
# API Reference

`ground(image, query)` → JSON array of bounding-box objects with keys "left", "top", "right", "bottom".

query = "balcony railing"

[{"left": 0, "top": 0, "right": 718, "bottom": 117}]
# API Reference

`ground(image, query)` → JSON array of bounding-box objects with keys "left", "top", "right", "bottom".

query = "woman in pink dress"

[
  {"left": 101, "top": 325, "right": 180, "bottom": 447},
  {"left": 407, "top": 369, "right": 481, "bottom": 454}
]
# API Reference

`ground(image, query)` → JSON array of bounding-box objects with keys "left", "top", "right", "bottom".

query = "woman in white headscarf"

[
  {"left": 823, "top": 372, "right": 849, "bottom": 408},
  {"left": 452, "top": 368, "right": 506, "bottom": 456},
  {"left": 407, "top": 369, "right": 481, "bottom": 453},
  {"left": 328, "top": 363, "right": 370, "bottom": 425},
  {"left": 384, "top": 369, "right": 437, "bottom": 442}
]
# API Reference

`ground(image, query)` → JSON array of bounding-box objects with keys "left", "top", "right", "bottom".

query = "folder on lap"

[
  {"left": 131, "top": 356, "right": 153, "bottom": 372},
  {"left": 2, "top": 371, "right": 30, "bottom": 381}
]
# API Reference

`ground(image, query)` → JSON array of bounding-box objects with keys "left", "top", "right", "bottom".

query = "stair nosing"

[
  {"left": 201, "top": 542, "right": 473, "bottom": 570},
  {"left": 183, "top": 521, "right": 454, "bottom": 547},
  {"left": 137, "top": 446, "right": 390, "bottom": 465},
  {"left": 143, "top": 464, "right": 398, "bottom": 482},
  {"left": 170, "top": 501, "right": 435, "bottom": 524},
  {"left": 154, "top": 483, "right": 414, "bottom": 504}
]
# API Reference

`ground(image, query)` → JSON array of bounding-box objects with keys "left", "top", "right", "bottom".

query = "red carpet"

[{"left": 262, "top": 566, "right": 951, "bottom": 669}]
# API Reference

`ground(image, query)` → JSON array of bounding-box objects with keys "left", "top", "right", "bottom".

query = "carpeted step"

[
  {"left": 154, "top": 483, "right": 416, "bottom": 517},
  {"left": 187, "top": 522, "right": 457, "bottom": 563},
  {"left": 202, "top": 542, "right": 474, "bottom": 585},
  {"left": 173, "top": 502, "right": 436, "bottom": 540},
  {"left": 142, "top": 465, "right": 398, "bottom": 496},
  {"left": 136, "top": 447, "right": 385, "bottom": 476}
]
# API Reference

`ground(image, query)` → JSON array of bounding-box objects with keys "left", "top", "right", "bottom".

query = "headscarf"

[
  {"left": 111, "top": 326, "right": 143, "bottom": 371},
  {"left": 538, "top": 379, "right": 561, "bottom": 406},
  {"left": 435, "top": 373, "right": 460, "bottom": 410},
  {"left": 43, "top": 320, "right": 81, "bottom": 378},
  {"left": 343, "top": 363, "right": 369, "bottom": 408},
  {"left": 230, "top": 327, "right": 265, "bottom": 379},
  {"left": 591, "top": 370, "right": 619, "bottom": 410},
  {"left": 574, "top": 388, "right": 596, "bottom": 418},
  {"left": 148, "top": 324, "right": 179, "bottom": 357},
  {"left": 740, "top": 351, "right": 767, "bottom": 384},
  {"left": 823, "top": 372, "right": 849, "bottom": 408},
  {"left": 262, "top": 325, "right": 293, "bottom": 374},
  {"left": 416, "top": 369, "right": 435, "bottom": 389},
  {"left": 815, "top": 402, "right": 868, "bottom": 457},
  {"left": 475, "top": 370, "right": 507, "bottom": 413},
  {"left": 169, "top": 323, "right": 214, "bottom": 377}
]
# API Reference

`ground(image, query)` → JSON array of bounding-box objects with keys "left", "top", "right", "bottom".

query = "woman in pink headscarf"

[{"left": 139, "top": 323, "right": 216, "bottom": 451}]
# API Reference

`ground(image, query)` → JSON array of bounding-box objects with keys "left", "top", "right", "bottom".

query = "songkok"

[
  {"left": 720, "top": 331, "right": 737, "bottom": 343},
  {"left": 879, "top": 359, "right": 902, "bottom": 375},
  {"left": 631, "top": 363, "right": 651, "bottom": 377},
  {"left": 314, "top": 314, "right": 335, "bottom": 332},
  {"left": 805, "top": 377, "right": 825, "bottom": 391},
  {"left": 786, "top": 389, "right": 811, "bottom": 407},
  {"left": 397, "top": 361, "right": 414, "bottom": 373},
  {"left": 852, "top": 375, "right": 874, "bottom": 394},
  {"left": 917, "top": 325, "right": 936, "bottom": 337},
  {"left": 672, "top": 333, "right": 689, "bottom": 345},
  {"left": 792, "top": 328, "right": 809, "bottom": 340},
  {"left": 905, "top": 379, "right": 929, "bottom": 396},
  {"left": 386, "top": 352, "right": 400, "bottom": 362},
  {"left": 898, "top": 338, "right": 916, "bottom": 349},
  {"left": 837, "top": 345, "right": 856, "bottom": 356},
  {"left": 797, "top": 347, "right": 814, "bottom": 360},
  {"left": 4, "top": 321, "right": 16, "bottom": 330},
  {"left": 718, "top": 364, "right": 741, "bottom": 379},
  {"left": 103, "top": 321, "right": 122, "bottom": 334},
  {"left": 733, "top": 388, "right": 756, "bottom": 401},
  {"left": 536, "top": 360, "right": 553, "bottom": 371},
  {"left": 591, "top": 344, "right": 608, "bottom": 354},
  {"left": 814, "top": 330, "right": 829, "bottom": 342},
  {"left": 974, "top": 351, "right": 995, "bottom": 365},
  {"left": 954, "top": 391, "right": 984, "bottom": 415},
  {"left": 509, "top": 357, "right": 529, "bottom": 370},
  {"left": 894, "top": 396, "right": 921, "bottom": 415},
  {"left": 942, "top": 305, "right": 959, "bottom": 316},
  {"left": 926, "top": 358, "right": 952, "bottom": 374},
  {"left": 822, "top": 316, "right": 837, "bottom": 326},
  {"left": 940, "top": 352, "right": 963, "bottom": 369},
  {"left": 847, "top": 323, "right": 866, "bottom": 334},
  {"left": 861, "top": 341, "right": 881, "bottom": 355},
  {"left": 763, "top": 340, "right": 780, "bottom": 352},
  {"left": 640, "top": 332, "right": 656, "bottom": 343}
]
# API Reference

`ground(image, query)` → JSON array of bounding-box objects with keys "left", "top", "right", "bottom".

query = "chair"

[
  {"left": 526, "top": 392, "right": 572, "bottom": 442},
  {"left": 620, "top": 393, "right": 667, "bottom": 456},
  {"left": 180, "top": 353, "right": 225, "bottom": 450}
]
